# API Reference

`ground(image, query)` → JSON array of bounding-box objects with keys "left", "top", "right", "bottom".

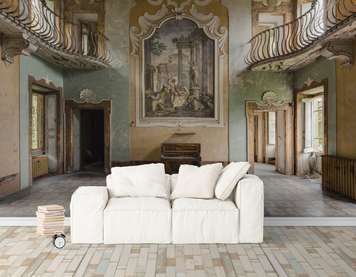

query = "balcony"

[
  {"left": 0, "top": 0, "right": 111, "bottom": 69},
  {"left": 246, "top": 0, "right": 356, "bottom": 71}
]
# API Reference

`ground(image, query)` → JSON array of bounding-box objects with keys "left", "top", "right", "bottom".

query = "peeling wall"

[
  {"left": 63, "top": 0, "right": 132, "bottom": 162},
  {"left": 0, "top": 50, "right": 20, "bottom": 197},
  {"left": 63, "top": 0, "right": 295, "bottom": 163},
  {"left": 229, "top": 71, "right": 294, "bottom": 161},
  {"left": 336, "top": 41, "right": 356, "bottom": 159},
  {"left": 19, "top": 55, "right": 63, "bottom": 189},
  {"left": 294, "top": 57, "right": 337, "bottom": 155}
]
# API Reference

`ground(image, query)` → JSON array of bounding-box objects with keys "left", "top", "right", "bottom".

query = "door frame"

[
  {"left": 28, "top": 76, "right": 64, "bottom": 185},
  {"left": 294, "top": 79, "right": 328, "bottom": 176},
  {"left": 247, "top": 101, "right": 294, "bottom": 174},
  {"left": 65, "top": 100, "right": 111, "bottom": 173}
]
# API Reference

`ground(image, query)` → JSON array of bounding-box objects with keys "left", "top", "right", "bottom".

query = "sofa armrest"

[
  {"left": 235, "top": 174, "right": 264, "bottom": 243},
  {"left": 70, "top": 186, "right": 108, "bottom": 243}
]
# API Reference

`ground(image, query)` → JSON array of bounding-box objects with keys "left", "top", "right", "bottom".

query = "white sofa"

[{"left": 70, "top": 173, "right": 264, "bottom": 244}]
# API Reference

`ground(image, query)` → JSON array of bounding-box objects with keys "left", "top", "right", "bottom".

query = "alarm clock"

[{"left": 52, "top": 234, "right": 66, "bottom": 249}]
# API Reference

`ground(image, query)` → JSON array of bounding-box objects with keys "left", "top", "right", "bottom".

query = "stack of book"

[{"left": 36, "top": 205, "right": 65, "bottom": 235}]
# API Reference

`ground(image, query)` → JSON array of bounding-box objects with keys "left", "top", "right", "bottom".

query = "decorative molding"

[
  {"left": 256, "top": 91, "right": 288, "bottom": 109},
  {"left": 147, "top": 0, "right": 213, "bottom": 8},
  {"left": 130, "top": 1, "right": 227, "bottom": 56},
  {"left": 130, "top": 0, "right": 227, "bottom": 127},
  {"left": 322, "top": 39, "right": 353, "bottom": 67},
  {"left": 79, "top": 88, "right": 99, "bottom": 104},
  {"left": 0, "top": 36, "right": 29, "bottom": 64}
]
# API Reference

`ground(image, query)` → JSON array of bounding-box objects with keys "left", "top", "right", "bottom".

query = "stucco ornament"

[
  {"left": 130, "top": 0, "right": 227, "bottom": 56},
  {"left": 130, "top": 0, "right": 227, "bottom": 127},
  {"left": 257, "top": 91, "right": 287, "bottom": 108},
  {"left": 0, "top": 35, "right": 37, "bottom": 64},
  {"left": 148, "top": 0, "right": 213, "bottom": 7},
  {"left": 79, "top": 89, "right": 98, "bottom": 103},
  {"left": 253, "top": 0, "right": 288, "bottom": 7}
]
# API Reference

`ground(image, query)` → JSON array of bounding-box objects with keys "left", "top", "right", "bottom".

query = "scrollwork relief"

[
  {"left": 79, "top": 88, "right": 100, "bottom": 104},
  {"left": 0, "top": 36, "right": 29, "bottom": 64},
  {"left": 130, "top": 0, "right": 227, "bottom": 56},
  {"left": 130, "top": 0, "right": 227, "bottom": 127},
  {"left": 256, "top": 91, "right": 288, "bottom": 109}
]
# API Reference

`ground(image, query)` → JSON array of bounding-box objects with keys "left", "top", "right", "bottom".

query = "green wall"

[
  {"left": 229, "top": 71, "right": 294, "bottom": 161},
  {"left": 293, "top": 57, "right": 337, "bottom": 155},
  {"left": 63, "top": 0, "right": 131, "bottom": 161},
  {"left": 62, "top": 0, "right": 295, "bottom": 163},
  {"left": 19, "top": 55, "right": 63, "bottom": 189}
]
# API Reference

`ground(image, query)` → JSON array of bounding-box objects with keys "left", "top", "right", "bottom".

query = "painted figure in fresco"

[
  {"left": 148, "top": 84, "right": 172, "bottom": 112},
  {"left": 190, "top": 63, "right": 199, "bottom": 88},
  {"left": 143, "top": 18, "right": 215, "bottom": 118},
  {"left": 169, "top": 78, "right": 189, "bottom": 109}
]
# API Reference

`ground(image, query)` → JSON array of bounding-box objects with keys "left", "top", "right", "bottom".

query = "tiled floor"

[
  {"left": 0, "top": 165, "right": 356, "bottom": 217},
  {"left": 0, "top": 172, "right": 105, "bottom": 217},
  {"left": 256, "top": 163, "right": 356, "bottom": 217},
  {"left": 1, "top": 226, "right": 356, "bottom": 276}
]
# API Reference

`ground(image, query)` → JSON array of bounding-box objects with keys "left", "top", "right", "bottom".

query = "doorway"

[
  {"left": 253, "top": 111, "right": 276, "bottom": 165},
  {"left": 80, "top": 109, "right": 105, "bottom": 171},
  {"left": 247, "top": 101, "right": 294, "bottom": 174},
  {"left": 65, "top": 100, "right": 111, "bottom": 173}
]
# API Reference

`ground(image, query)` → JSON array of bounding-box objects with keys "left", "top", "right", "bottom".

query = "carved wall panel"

[{"left": 130, "top": 0, "right": 228, "bottom": 127}]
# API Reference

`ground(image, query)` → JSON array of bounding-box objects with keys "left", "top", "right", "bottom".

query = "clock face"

[{"left": 53, "top": 235, "right": 66, "bottom": 249}]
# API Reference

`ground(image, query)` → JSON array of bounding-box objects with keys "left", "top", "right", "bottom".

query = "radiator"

[
  {"left": 32, "top": 156, "right": 49, "bottom": 178},
  {"left": 322, "top": 155, "right": 356, "bottom": 200}
]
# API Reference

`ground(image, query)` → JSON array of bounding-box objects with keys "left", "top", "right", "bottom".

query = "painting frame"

[{"left": 130, "top": 4, "right": 227, "bottom": 128}]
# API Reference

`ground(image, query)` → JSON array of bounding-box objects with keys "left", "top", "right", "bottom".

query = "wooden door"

[{"left": 276, "top": 110, "right": 286, "bottom": 173}]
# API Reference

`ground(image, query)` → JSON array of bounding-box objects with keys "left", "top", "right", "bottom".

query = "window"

[
  {"left": 32, "top": 93, "right": 45, "bottom": 153},
  {"left": 303, "top": 95, "right": 324, "bottom": 153},
  {"left": 268, "top": 112, "right": 276, "bottom": 145},
  {"left": 81, "top": 22, "right": 89, "bottom": 55}
]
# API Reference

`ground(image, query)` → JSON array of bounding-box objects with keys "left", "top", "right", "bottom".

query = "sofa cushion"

[
  {"left": 171, "top": 163, "right": 223, "bottom": 199},
  {"left": 171, "top": 174, "right": 178, "bottom": 191},
  {"left": 172, "top": 198, "right": 239, "bottom": 243},
  {"left": 70, "top": 186, "right": 108, "bottom": 244},
  {"left": 104, "top": 197, "right": 171, "bottom": 243},
  {"left": 109, "top": 163, "right": 168, "bottom": 198},
  {"left": 215, "top": 162, "right": 250, "bottom": 200}
]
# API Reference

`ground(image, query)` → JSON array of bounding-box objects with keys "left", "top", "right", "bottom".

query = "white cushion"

[
  {"left": 165, "top": 174, "right": 171, "bottom": 195},
  {"left": 235, "top": 175, "right": 264, "bottom": 243},
  {"left": 104, "top": 197, "right": 171, "bottom": 244},
  {"left": 215, "top": 162, "right": 250, "bottom": 200},
  {"left": 171, "top": 163, "right": 223, "bottom": 199},
  {"left": 109, "top": 163, "right": 168, "bottom": 198},
  {"left": 171, "top": 174, "right": 178, "bottom": 191},
  {"left": 70, "top": 186, "right": 108, "bottom": 244},
  {"left": 172, "top": 198, "right": 239, "bottom": 243}
]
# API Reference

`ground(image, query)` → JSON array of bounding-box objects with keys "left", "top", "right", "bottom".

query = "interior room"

[{"left": 1, "top": 0, "right": 356, "bottom": 275}]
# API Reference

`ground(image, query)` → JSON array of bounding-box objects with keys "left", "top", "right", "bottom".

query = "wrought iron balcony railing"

[
  {"left": 0, "top": 0, "right": 111, "bottom": 68},
  {"left": 245, "top": 0, "right": 356, "bottom": 69}
]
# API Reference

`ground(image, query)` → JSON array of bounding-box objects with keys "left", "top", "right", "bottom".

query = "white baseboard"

[
  {"left": 264, "top": 217, "right": 356, "bottom": 226},
  {"left": 0, "top": 217, "right": 71, "bottom": 227},
  {"left": 0, "top": 217, "right": 355, "bottom": 227}
]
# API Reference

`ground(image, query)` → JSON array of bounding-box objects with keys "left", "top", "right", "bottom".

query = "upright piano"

[{"left": 161, "top": 143, "right": 201, "bottom": 174}]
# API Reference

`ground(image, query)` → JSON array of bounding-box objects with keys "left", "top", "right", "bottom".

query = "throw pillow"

[
  {"left": 109, "top": 163, "right": 169, "bottom": 198},
  {"left": 215, "top": 162, "right": 250, "bottom": 200},
  {"left": 171, "top": 163, "right": 223, "bottom": 199}
]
